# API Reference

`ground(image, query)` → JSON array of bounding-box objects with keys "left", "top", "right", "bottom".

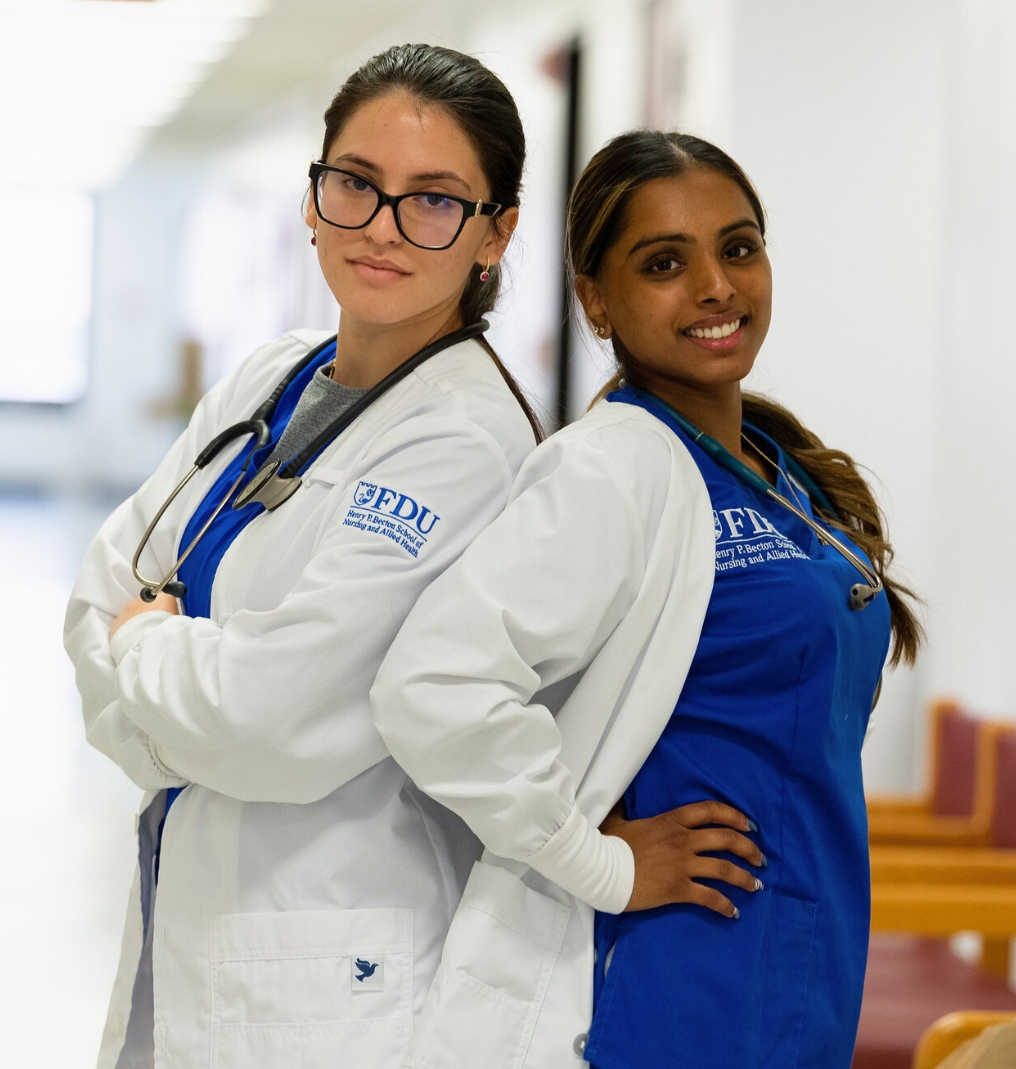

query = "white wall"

[
  {"left": 930, "top": 0, "right": 1016, "bottom": 722},
  {"left": 0, "top": 164, "right": 202, "bottom": 495},
  {"left": 721, "top": 0, "right": 952, "bottom": 790}
]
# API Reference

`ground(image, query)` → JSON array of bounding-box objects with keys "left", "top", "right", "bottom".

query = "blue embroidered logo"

[
  {"left": 343, "top": 481, "right": 441, "bottom": 558},
  {"left": 354, "top": 958, "right": 379, "bottom": 982},
  {"left": 354, "top": 481, "right": 378, "bottom": 506}
]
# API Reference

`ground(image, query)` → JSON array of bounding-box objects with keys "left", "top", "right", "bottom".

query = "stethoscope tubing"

[
  {"left": 626, "top": 384, "right": 883, "bottom": 610},
  {"left": 132, "top": 322, "right": 488, "bottom": 603}
]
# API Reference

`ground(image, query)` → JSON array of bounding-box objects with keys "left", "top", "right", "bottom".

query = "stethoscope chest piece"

[
  {"left": 849, "top": 581, "right": 880, "bottom": 612},
  {"left": 232, "top": 460, "right": 303, "bottom": 512}
]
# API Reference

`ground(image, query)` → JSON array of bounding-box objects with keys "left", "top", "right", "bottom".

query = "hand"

[
  {"left": 109, "top": 591, "right": 180, "bottom": 640},
  {"left": 601, "top": 799, "right": 765, "bottom": 917}
]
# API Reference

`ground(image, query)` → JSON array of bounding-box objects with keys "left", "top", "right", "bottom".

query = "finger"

[
  {"left": 689, "top": 857, "right": 763, "bottom": 893},
  {"left": 690, "top": 827, "right": 765, "bottom": 866},
  {"left": 672, "top": 800, "right": 757, "bottom": 833},
  {"left": 684, "top": 881, "right": 740, "bottom": 919}
]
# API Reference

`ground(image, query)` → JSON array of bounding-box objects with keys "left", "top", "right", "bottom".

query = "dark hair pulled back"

[
  {"left": 320, "top": 44, "right": 541, "bottom": 439},
  {"left": 568, "top": 129, "right": 922, "bottom": 666}
]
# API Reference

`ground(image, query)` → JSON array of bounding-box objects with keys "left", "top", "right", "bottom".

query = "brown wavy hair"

[{"left": 569, "top": 130, "right": 922, "bottom": 667}]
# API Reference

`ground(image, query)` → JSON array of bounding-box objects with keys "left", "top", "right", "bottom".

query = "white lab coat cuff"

[
  {"left": 109, "top": 611, "right": 174, "bottom": 666},
  {"left": 526, "top": 805, "right": 635, "bottom": 914},
  {"left": 148, "top": 737, "right": 187, "bottom": 783}
]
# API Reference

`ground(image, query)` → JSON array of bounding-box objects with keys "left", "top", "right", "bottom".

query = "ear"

[
  {"left": 575, "top": 273, "right": 611, "bottom": 338},
  {"left": 477, "top": 206, "right": 519, "bottom": 268},
  {"left": 305, "top": 190, "right": 319, "bottom": 231}
]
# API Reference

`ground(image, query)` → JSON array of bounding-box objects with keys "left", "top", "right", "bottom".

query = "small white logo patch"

[{"left": 351, "top": 957, "right": 384, "bottom": 993}]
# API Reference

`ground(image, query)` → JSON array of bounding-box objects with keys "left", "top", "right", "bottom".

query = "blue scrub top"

[
  {"left": 157, "top": 339, "right": 337, "bottom": 827},
  {"left": 585, "top": 387, "right": 890, "bottom": 1069}
]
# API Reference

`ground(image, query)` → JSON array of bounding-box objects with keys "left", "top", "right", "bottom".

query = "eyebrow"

[
  {"left": 628, "top": 218, "right": 761, "bottom": 256},
  {"left": 329, "top": 154, "right": 470, "bottom": 190}
]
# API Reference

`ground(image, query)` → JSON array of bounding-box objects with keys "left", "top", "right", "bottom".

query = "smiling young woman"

[
  {"left": 64, "top": 43, "right": 543, "bottom": 1069},
  {"left": 370, "top": 130, "right": 922, "bottom": 1069}
]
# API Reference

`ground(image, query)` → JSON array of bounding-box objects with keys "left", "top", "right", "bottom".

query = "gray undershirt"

[{"left": 268, "top": 363, "right": 369, "bottom": 465}]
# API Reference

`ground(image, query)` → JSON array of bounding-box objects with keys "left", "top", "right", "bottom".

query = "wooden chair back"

[{"left": 990, "top": 726, "right": 1016, "bottom": 849}]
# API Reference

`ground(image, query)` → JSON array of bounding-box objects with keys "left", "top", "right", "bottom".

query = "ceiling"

[
  {"left": 0, "top": 0, "right": 268, "bottom": 188},
  {"left": 142, "top": 0, "right": 434, "bottom": 157}
]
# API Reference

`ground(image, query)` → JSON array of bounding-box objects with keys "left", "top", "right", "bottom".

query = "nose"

[
  {"left": 690, "top": 254, "right": 736, "bottom": 304},
  {"left": 362, "top": 202, "right": 401, "bottom": 245}
]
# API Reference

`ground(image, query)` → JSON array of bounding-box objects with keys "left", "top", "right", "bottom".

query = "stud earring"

[
  {"left": 479, "top": 257, "right": 490, "bottom": 283},
  {"left": 594, "top": 324, "right": 606, "bottom": 337}
]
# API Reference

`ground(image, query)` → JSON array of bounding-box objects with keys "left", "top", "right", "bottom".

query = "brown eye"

[
  {"left": 724, "top": 240, "right": 758, "bottom": 260},
  {"left": 646, "top": 255, "right": 682, "bottom": 273}
]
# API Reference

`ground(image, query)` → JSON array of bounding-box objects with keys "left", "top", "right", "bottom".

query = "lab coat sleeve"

[
  {"left": 109, "top": 416, "right": 521, "bottom": 804},
  {"left": 62, "top": 342, "right": 278, "bottom": 790},
  {"left": 371, "top": 425, "right": 667, "bottom": 913}
]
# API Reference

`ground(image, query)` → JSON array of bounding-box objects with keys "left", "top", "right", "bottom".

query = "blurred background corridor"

[{"left": 3, "top": 0, "right": 1016, "bottom": 1065}]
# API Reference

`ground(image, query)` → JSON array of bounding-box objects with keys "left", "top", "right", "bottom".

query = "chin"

[{"left": 330, "top": 288, "right": 424, "bottom": 326}]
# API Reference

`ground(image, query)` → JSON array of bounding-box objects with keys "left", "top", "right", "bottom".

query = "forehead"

[
  {"left": 621, "top": 167, "right": 758, "bottom": 239},
  {"left": 326, "top": 91, "right": 484, "bottom": 184}
]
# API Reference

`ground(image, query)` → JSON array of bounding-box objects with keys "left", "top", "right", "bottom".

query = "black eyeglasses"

[{"left": 309, "top": 162, "right": 502, "bottom": 251}]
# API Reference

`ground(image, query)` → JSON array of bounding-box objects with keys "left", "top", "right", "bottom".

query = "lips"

[
  {"left": 685, "top": 316, "right": 742, "bottom": 339},
  {"left": 348, "top": 256, "right": 411, "bottom": 280},
  {"left": 683, "top": 313, "right": 749, "bottom": 350}
]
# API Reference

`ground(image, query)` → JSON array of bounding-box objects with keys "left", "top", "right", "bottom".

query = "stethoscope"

[
  {"left": 627, "top": 384, "right": 883, "bottom": 612},
  {"left": 132, "top": 320, "right": 489, "bottom": 603}
]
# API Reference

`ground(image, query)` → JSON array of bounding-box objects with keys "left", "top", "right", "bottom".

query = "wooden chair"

[
  {"left": 869, "top": 724, "right": 1016, "bottom": 977},
  {"left": 868, "top": 701, "right": 1001, "bottom": 847},
  {"left": 912, "top": 1011, "right": 1016, "bottom": 1069}
]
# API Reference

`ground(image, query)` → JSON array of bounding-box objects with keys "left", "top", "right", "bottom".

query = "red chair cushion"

[
  {"left": 932, "top": 709, "right": 980, "bottom": 817},
  {"left": 990, "top": 731, "right": 1016, "bottom": 848}
]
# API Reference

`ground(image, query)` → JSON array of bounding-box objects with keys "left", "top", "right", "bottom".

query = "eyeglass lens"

[{"left": 316, "top": 170, "right": 466, "bottom": 249}]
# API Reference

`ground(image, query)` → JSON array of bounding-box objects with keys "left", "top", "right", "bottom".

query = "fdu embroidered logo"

[{"left": 343, "top": 481, "right": 440, "bottom": 558}]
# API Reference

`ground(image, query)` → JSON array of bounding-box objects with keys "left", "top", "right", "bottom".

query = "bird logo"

[{"left": 354, "top": 958, "right": 380, "bottom": 982}]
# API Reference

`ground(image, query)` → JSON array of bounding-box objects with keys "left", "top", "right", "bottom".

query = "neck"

[
  {"left": 637, "top": 377, "right": 771, "bottom": 483},
  {"left": 645, "top": 380, "right": 743, "bottom": 454},
  {"left": 331, "top": 300, "right": 464, "bottom": 388}
]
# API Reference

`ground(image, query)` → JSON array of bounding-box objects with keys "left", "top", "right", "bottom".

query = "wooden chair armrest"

[
  {"left": 913, "top": 1011, "right": 1016, "bottom": 1069},
  {"left": 871, "top": 884, "right": 1016, "bottom": 935},
  {"left": 866, "top": 794, "right": 931, "bottom": 818},
  {"left": 868, "top": 813, "right": 991, "bottom": 847},
  {"left": 869, "top": 845, "right": 1016, "bottom": 884}
]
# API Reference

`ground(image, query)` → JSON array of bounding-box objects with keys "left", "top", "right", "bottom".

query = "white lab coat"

[
  {"left": 64, "top": 329, "right": 536, "bottom": 1069},
  {"left": 370, "top": 399, "right": 717, "bottom": 1068}
]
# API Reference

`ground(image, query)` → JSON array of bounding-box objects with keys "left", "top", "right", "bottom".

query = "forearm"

[{"left": 112, "top": 611, "right": 391, "bottom": 803}]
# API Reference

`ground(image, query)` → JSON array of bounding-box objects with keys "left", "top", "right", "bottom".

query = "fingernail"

[
  {"left": 759, "top": 852, "right": 768, "bottom": 868},
  {"left": 746, "top": 818, "right": 759, "bottom": 833},
  {"left": 732, "top": 907, "right": 740, "bottom": 920},
  {"left": 754, "top": 878, "right": 764, "bottom": 891}
]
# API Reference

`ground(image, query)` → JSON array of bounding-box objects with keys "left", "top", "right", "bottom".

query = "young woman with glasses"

[{"left": 64, "top": 44, "right": 545, "bottom": 1069}]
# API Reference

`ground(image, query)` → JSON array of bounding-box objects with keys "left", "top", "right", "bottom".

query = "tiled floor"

[{"left": 0, "top": 494, "right": 142, "bottom": 1067}]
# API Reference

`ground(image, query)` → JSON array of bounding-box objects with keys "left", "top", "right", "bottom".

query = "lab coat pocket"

[
  {"left": 210, "top": 907, "right": 413, "bottom": 1069},
  {"left": 406, "top": 860, "right": 571, "bottom": 1069},
  {"left": 756, "top": 892, "right": 818, "bottom": 1069}
]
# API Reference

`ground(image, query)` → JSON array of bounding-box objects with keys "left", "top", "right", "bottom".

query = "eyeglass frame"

[{"left": 308, "top": 161, "right": 503, "bottom": 251}]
